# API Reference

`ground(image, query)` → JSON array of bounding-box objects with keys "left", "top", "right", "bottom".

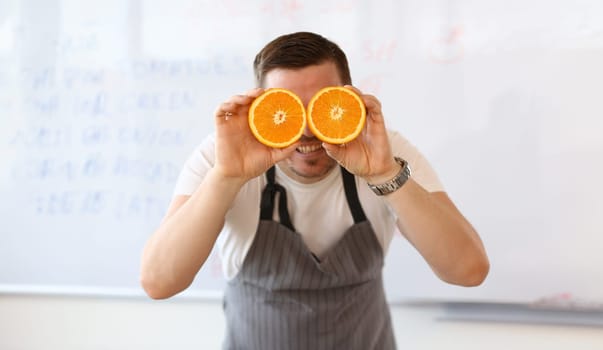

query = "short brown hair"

[{"left": 253, "top": 32, "right": 352, "bottom": 87}]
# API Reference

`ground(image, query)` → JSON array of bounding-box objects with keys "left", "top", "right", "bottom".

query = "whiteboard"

[{"left": 1, "top": 0, "right": 603, "bottom": 308}]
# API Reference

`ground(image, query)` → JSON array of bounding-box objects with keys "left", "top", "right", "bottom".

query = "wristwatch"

[{"left": 367, "top": 157, "right": 411, "bottom": 196}]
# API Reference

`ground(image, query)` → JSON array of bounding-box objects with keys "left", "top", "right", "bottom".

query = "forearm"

[
  {"left": 140, "top": 169, "right": 246, "bottom": 299},
  {"left": 383, "top": 179, "right": 489, "bottom": 286}
]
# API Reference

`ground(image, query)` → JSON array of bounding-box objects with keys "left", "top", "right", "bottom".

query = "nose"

[
  {"left": 301, "top": 102, "right": 312, "bottom": 137},
  {"left": 302, "top": 124, "right": 313, "bottom": 137}
]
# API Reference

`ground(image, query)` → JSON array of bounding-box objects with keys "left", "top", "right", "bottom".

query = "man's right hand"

[{"left": 213, "top": 88, "right": 299, "bottom": 182}]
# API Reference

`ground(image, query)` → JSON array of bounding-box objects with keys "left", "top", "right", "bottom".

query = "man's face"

[{"left": 263, "top": 61, "right": 342, "bottom": 183}]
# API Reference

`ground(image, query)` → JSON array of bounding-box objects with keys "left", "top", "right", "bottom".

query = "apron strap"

[
  {"left": 259, "top": 166, "right": 367, "bottom": 229},
  {"left": 341, "top": 167, "right": 368, "bottom": 223},
  {"left": 259, "top": 166, "right": 295, "bottom": 231}
]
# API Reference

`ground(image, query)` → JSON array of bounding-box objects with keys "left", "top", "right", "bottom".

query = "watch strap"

[{"left": 367, "top": 157, "right": 411, "bottom": 196}]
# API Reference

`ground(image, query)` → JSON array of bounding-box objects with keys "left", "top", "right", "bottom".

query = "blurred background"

[{"left": 1, "top": 0, "right": 603, "bottom": 348}]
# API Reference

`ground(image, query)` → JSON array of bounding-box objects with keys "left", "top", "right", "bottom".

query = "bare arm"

[
  {"left": 383, "top": 180, "right": 489, "bottom": 286},
  {"left": 140, "top": 88, "right": 299, "bottom": 299},
  {"left": 324, "top": 86, "right": 489, "bottom": 286},
  {"left": 140, "top": 170, "right": 246, "bottom": 299}
]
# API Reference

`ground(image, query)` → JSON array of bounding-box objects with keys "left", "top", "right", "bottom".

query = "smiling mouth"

[{"left": 296, "top": 144, "right": 323, "bottom": 154}]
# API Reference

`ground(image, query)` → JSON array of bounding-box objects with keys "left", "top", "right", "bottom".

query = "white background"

[{"left": 1, "top": 0, "right": 603, "bottom": 310}]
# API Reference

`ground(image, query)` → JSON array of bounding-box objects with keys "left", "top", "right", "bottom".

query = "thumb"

[
  {"left": 322, "top": 142, "right": 345, "bottom": 162},
  {"left": 272, "top": 142, "right": 300, "bottom": 162}
]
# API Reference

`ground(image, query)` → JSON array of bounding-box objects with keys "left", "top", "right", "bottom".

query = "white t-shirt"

[{"left": 173, "top": 130, "right": 444, "bottom": 280}]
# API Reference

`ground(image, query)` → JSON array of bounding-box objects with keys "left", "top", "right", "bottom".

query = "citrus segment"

[
  {"left": 248, "top": 88, "right": 307, "bottom": 148},
  {"left": 307, "top": 86, "right": 366, "bottom": 144}
]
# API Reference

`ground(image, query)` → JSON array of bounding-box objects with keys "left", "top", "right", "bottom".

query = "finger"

[
  {"left": 214, "top": 102, "right": 239, "bottom": 122},
  {"left": 344, "top": 85, "right": 383, "bottom": 122},
  {"left": 363, "top": 98, "right": 385, "bottom": 127},
  {"left": 214, "top": 89, "right": 266, "bottom": 127},
  {"left": 215, "top": 96, "right": 254, "bottom": 119},
  {"left": 272, "top": 141, "right": 301, "bottom": 162},
  {"left": 361, "top": 94, "right": 381, "bottom": 111},
  {"left": 343, "top": 84, "right": 363, "bottom": 96},
  {"left": 322, "top": 142, "right": 345, "bottom": 164},
  {"left": 216, "top": 87, "right": 267, "bottom": 116},
  {"left": 227, "top": 94, "right": 257, "bottom": 107},
  {"left": 360, "top": 92, "right": 381, "bottom": 114},
  {"left": 245, "top": 87, "right": 265, "bottom": 98}
]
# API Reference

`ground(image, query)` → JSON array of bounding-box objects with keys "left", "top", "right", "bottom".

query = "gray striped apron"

[{"left": 223, "top": 166, "right": 396, "bottom": 350}]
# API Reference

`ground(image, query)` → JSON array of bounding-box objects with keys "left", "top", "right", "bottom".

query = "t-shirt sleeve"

[
  {"left": 389, "top": 130, "right": 445, "bottom": 193},
  {"left": 172, "top": 134, "right": 216, "bottom": 196}
]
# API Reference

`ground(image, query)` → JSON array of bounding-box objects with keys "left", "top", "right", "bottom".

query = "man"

[{"left": 141, "top": 31, "right": 489, "bottom": 349}]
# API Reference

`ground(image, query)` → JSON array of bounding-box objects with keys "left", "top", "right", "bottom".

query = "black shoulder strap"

[
  {"left": 341, "top": 167, "right": 368, "bottom": 223},
  {"left": 259, "top": 166, "right": 295, "bottom": 231}
]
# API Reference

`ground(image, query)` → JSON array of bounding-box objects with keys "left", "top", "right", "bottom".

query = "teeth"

[{"left": 297, "top": 144, "right": 322, "bottom": 154}]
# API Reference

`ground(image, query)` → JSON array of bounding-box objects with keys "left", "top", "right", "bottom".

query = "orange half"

[
  {"left": 248, "top": 88, "right": 307, "bottom": 148},
  {"left": 307, "top": 86, "right": 366, "bottom": 144}
]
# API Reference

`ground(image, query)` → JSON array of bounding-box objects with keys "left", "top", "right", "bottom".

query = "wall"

[{"left": 2, "top": 0, "right": 603, "bottom": 330}]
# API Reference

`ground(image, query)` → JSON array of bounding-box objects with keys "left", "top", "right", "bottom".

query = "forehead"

[{"left": 263, "top": 61, "right": 342, "bottom": 92}]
